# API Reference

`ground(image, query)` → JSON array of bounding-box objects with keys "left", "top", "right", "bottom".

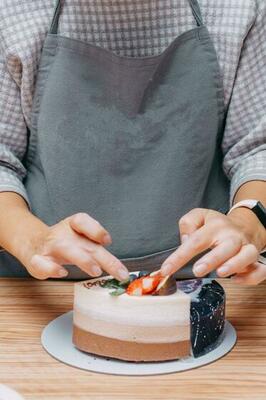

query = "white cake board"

[{"left": 41, "top": 311, "right": 236, "bottom": 376}]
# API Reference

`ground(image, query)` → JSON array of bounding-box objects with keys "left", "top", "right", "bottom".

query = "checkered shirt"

[{"left": 0, "top": 0, "right": 265, "bottom": 207}]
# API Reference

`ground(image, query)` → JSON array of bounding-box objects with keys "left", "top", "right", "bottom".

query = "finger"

[
  {"left": 231, "top": 263, "right": 255, "bottom": 278},
  {"left": 192, "top": 237, "right": 242, "bottom": 277},
  {"left": 69, "top": 213, "right": 112, "bottom": 246},
  {"left": 161, "top": 225, "right": 212, "bottom": 276},
  {"left": 90, "top": 243, "right": 129, "bottom": 281},
  {"left": 231, "top": 262, "right": 266, "bottom": 285},
  {"left": 53, "top": 245, "right": 103, "bottom": 277},
  {"left": 217, "top": 244, "right": 259, "bottom": 277},
  {"left": 29, "top": 255, "right": 68, "bottom": 280},
  {"left": 179, "top": 208, "right": 208, "bottom": 243}
]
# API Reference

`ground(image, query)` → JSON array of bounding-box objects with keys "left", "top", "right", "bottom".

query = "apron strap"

[
  {"left": 49, "top": 0, "right": 203, "bottom": 35},
  {"left": 49, "top": 0, "right": 63, "bottom": 35},
  {"left": 188, "top": 0, "right": 204, "bottom": 26}
]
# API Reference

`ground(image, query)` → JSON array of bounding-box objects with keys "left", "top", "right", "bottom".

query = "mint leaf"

[
  {"left": 110, "top": 288, "right": 126, "bottom": 296},
  {"left": 100, "top": 278, "right": 120, "bottom": 289}
]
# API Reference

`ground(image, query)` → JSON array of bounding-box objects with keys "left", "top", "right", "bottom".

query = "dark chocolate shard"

[
  {"left": 153, "top": 275, "right": 177, "bottom": 296},
  {"left": 138, "top": 271, "right": 150, "bottom": 278},
  {"left": 129, "top": 273, "right": 139, "bottom": 282}
]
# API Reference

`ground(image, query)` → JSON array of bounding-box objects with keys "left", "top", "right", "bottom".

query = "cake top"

[{"left": 83, "top": 270, "right": 187, "bottom": 297}]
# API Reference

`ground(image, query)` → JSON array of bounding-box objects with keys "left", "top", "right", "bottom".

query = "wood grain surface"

[{"left": 0, "top": 278, "right": 265, "bottom": 400}]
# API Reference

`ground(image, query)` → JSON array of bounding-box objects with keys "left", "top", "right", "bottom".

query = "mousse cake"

[{"left": 73, "top": 271, "right": 225, "bottom": 362}]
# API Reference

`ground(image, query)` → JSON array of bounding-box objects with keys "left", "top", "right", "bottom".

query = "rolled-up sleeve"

[
  {"left": 0, "top": 42, "right": 30, "bottom": 206},
  {"left": 222, "top": 2, "right": 266, "bottom": 206}
]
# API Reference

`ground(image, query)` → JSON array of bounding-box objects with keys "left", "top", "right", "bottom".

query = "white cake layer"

[
  {"left": 74, "top": 309, "right": 190, "bottom": 343},
  {"left": 74, "top": 280, "right": 191, "bottom": 327}
]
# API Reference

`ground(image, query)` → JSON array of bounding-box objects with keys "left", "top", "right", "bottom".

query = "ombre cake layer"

[
  {"left": 72, "top": 273, "right": 225, "bottom": 362},
  {"left": 73, "top": 278, "right": 191, "bottom": 344},
  {"left": 73, "top": 312, "right": 190, "bottom": 343},
  {"left": 73, "top": 326, "right": 191, "bottom": 362}
]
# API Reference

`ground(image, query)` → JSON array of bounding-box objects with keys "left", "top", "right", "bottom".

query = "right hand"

[{"left": 24, "top": 213, "right": 129, "bottom": 281}]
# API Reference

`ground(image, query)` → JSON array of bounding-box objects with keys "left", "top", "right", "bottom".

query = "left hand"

[{"left": 160, "top": 208, "right": 266, "bottom": 285}]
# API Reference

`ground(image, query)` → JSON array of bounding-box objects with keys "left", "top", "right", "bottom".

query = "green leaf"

[
  {"left": 117, "top": 280, "right": 129, "bottom": 287},
  {"left": 100, "top": 278, "right": 120, "bottom": 289},
  {"left": 110, "top": 288, "right": 126, "bottom": 296}
]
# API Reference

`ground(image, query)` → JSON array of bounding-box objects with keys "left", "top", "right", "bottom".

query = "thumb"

[
  {"left": 29, "top": 255, "right": 68, "bottom": 280},
  {"left": 178, "top": 208, "right": 208, "bottom": 243}
]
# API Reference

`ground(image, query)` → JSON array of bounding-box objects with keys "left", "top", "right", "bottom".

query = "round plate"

[{"left": 41, "top": 311, "right": 237, "bottom": 376}]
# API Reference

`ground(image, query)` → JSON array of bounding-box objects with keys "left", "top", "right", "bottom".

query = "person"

[{"left": 0, "top": 0, "right": 265, "bottom": 284}]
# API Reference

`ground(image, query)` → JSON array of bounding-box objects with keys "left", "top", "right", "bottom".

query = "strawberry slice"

[
  {"left": 126, "top": 277, "right": 144, "bottom": 296},
  {"left": 126, "top": 273, "right": 162, "bottom": 296},
  {"left": 141, "top": 274, "right": 161, "bottom": 294}
]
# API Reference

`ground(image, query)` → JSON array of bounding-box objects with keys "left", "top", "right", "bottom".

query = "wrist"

[
  {"left": 228, "top": 207, "right": 266, "bottom": 251},
  {"left": 0, "top": 192, "right": 50, "bottom": 268},
  {"left": 9, "top": 211, "right": 49, "bottom": 267}
]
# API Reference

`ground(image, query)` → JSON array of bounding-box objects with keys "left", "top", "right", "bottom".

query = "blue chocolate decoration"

[
  {"left": 176, "top": 279, "right": 203, "bottom": 294},
  {"left": 190, "top": 280, "right": 225, "bottom": 357}
]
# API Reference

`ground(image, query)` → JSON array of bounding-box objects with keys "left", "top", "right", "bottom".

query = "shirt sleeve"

[
  {"left": 222, "top": 1, "right": 266, "bottom": 206},
  {"left": 0, "top": 41, "right": 30, "bottom": 206}
]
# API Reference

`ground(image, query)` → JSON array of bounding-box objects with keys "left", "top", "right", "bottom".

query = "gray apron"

[{"left": 0, "top": 0, "right": 229, "bottom": 278}]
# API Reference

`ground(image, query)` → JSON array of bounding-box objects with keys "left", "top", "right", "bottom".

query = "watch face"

[{"left": 252, "top": 201, "right": 266, "bottom": 229}]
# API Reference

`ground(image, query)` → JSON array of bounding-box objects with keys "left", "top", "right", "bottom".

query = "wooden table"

[{"left": 0, "top": 278, "right": 265, "bottom": 400}]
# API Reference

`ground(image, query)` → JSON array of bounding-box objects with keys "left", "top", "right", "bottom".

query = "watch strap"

[
  {"left": 228, "top": 200, "right": 266, "bottom": 229},
  {"left": 251, "top": 201, "right": 266, "bottom": 229},
  {"left": 259, "top": 249, "right": 266, "bottom": 265},
  {"left": 228, "top": 199, "right": 266, "bottom": 264}
]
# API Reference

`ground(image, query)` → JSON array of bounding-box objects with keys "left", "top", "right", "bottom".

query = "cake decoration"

[
  {"left": 73, "top": 271, "right": 226, "bottom": 362},
  {"left": 176, "top": 279, "right": 203, "bottom": 294},
  {"left": 190, "top": 280, "right": 225, "bottom": 357},
  {"left": 85, "top": 270, "right": 177, "bottom": 297}
]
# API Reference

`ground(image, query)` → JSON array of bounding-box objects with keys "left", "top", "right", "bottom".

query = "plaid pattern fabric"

[{"left": 0, "top": 0, "right": 265, "bottom": 207}]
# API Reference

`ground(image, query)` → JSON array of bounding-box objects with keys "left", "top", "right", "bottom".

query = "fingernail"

[
  {"left": 91, "top": 265, "right": 102, "bottom": 276},
  {"left": 217, "top": 266, "right": 229, "bottom": 276},
  {"left": 181, "top": 234, "right": 189, "bottom": 243},
  {"left": 161, "top": 264, "right": 173, "bottom": 276},
  {"left": 103, "top": 233, "right": 112, "bottom": 245},
  {"left": 58, "top": 268, "right": 68, "bottom": 277},
  {"left": 118, "top": 268, "right": 129, "bottom": 281},
  {"left": 193, "top": 263, "right": 208, "bottom": 276}
]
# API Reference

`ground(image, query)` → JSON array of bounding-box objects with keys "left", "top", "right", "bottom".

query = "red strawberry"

[
  {"left": 141, "top": 274, "right": 161, "bottom": 294},
  {"left": 126, "top": 278, "right": 143, "bottom": 296},
  {"left": 126, "top": 273, "right": 162, "bottom": 296}
]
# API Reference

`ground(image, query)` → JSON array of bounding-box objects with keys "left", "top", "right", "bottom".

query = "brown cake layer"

[{"left": 73, "top": 325, "right": 191, "bottom": 362}]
